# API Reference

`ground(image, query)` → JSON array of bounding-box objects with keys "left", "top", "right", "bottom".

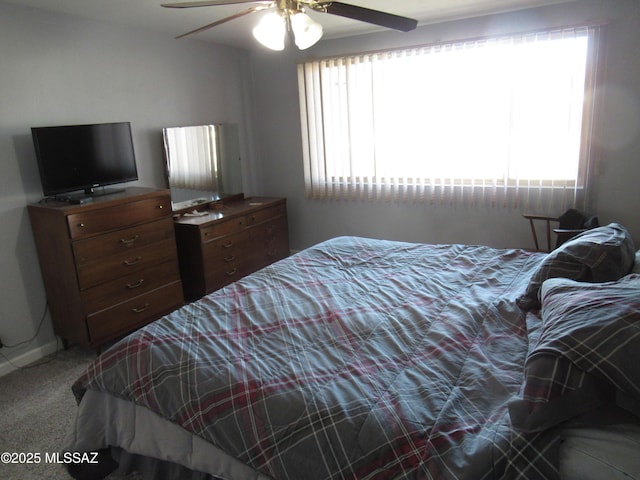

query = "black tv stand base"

[
  {"left": 84, "top": 186, "right": 126, "bottom": 197},
  {"left": 49, "top": 187, "right": 126, "bottom": 204}
]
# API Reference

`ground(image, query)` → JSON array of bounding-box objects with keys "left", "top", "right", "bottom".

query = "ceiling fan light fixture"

[
  {"left": 164, "top": 1, "right": 418, "bottom": 50},
  {"left": 252, "top": 11, "right": 286, "bottom": 51},
  {"left": 290, "top": 12, "right": 323, "bottom": 50}
]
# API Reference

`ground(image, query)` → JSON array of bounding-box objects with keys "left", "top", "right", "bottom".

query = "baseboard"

[{"left": 0, "top": 339, "right": 60, "bottom": 378}]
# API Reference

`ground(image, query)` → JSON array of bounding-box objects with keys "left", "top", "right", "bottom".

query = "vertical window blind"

[{"left": 298, "top": 25, "right": 604, "bottom": 211}]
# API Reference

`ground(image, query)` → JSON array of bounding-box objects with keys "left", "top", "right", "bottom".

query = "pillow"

[
  {"left": 516, "top": 223, "right": 635, "bottom": 311},
  {"left": 510, "top": 274, "right": 640, "bottom": 433}
]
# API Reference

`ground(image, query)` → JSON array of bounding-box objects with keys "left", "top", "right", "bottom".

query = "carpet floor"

[{"left": 0, "top": 346, "right": 140, "bottom": 480}]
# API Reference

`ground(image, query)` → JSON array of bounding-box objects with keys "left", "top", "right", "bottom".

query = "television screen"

[{"left": 31, "top": 122, "right": 138, "bottom": 197}]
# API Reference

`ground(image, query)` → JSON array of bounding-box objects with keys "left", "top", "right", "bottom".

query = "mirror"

[{"left": 162, "top": 124, "right": 243, "bottom": 211}]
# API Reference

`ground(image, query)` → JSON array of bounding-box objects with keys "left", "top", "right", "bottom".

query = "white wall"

[
  {"left": 250, "top": 0, "right": 640, "bottom": 251},
  {"left": 0, "top": 2, "right": 258, "bottom": 372}
]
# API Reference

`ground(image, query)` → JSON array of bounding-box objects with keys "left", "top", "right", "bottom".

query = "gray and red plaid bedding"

[
  {"left": 506, "top": 273, "right": 640, "bottom": 478},
  {"left": 72, "top": 236, "right": 561, "bottom": 479}
]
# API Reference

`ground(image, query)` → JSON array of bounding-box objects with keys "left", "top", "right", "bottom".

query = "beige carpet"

[{"left": 0, "top": 346, "right": 139, "bottom": 480}]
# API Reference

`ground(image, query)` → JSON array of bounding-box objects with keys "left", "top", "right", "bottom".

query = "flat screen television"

[{"left": 31, "top": 122, "right": 138, "bottom": 199}]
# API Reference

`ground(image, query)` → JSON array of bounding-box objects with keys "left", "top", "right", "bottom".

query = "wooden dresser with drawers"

[
  {"left": 173, "top": 196, "right": 289, "bottom": 301},
  {"left": 28, "top": 187, "right": 184, "bottom": 349}
]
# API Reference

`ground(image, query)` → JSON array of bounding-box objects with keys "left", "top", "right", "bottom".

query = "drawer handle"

[
  {"left": 77, "top": 223, "right": 85, "bottom": 228},
  {"left": 123, "top": 256, "right": 142, "bottom": 266},
  {"left": 132, "top": 303, "right": 150, "bottom": 314},
  {"left": 223, "top": 241, "right": 234, "bottom": 248},
  {"left": 226, "top": 268, "right": 237, "bottom": 276},
  {"left": 126, "top": 279, "right": 145, "bottom": 289},
  {"left": 120, "top": 235, "right": 139, "bottom": 246},
  {"left": 224, "top": 255, "right": 235, "bottom": 262}
]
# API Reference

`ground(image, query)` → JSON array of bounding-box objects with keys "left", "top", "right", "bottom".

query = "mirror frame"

[{"left": 162, "top": 123, "right": 243, "bottom": 213}]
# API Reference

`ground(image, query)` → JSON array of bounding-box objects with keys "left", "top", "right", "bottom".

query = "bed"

[{"left": 65, "top": 226, "right": 640, "bottom": 480}]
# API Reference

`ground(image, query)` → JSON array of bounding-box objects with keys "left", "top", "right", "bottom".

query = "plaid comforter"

[{"left": 73, "top": 236, "right": 546, "bottom": 479}]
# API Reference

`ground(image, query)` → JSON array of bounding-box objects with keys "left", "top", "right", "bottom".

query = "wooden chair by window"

[{"left": 523, "top": 209, "right": 599, "bottom": 252}]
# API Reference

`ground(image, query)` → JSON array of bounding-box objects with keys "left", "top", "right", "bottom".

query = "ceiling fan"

[{"left": 162, "top": 0, "right": 418, "bottom": 51}]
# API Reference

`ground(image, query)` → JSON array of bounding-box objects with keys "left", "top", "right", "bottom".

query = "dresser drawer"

[
  {"left": 87, "top": 281, "right": 183, "bottom": 343},
  {"left": 247, "top": 216, "right": 289, "bottom": 270},
  {"left": 200, "top": 216, "right": 246, "bottom": 242},
  {"left": 77, "top": 237, "right": 178, "bottom": 290},
  {"left": 73, "top": 217, "right": 175, "bottom": 265},
  {"left": 68, "top": 195, "right": 171, "bottom": 239},
  {"left": 245, "top": 203, "right": 286, "bottom": 227},
  {"left": 203, "top": 259, "right": 254, "bottom": 294},
  {"left": 82, "top": 261, "right": 181, "bottom": 314},
  {"left": 202, "top": 231, "right": 249, "bottom": 264},
  {"left": 264, "top": 227, "right": 290, "bottom": 261},
  {"left": 204, "top": 262, "right": 249, "bottom": 292},
  {"left": 252, "top": 215, "right": 288, "bottom": 242},
  {"left": 202, "top": 232, "right": 249, "bottom": 291}
]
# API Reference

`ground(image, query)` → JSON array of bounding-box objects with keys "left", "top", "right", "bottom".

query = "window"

[{"left": 298, "top": 25, "right": 604, "bottom": 210}]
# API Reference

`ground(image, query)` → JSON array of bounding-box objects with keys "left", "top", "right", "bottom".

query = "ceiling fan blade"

[
  {"left": 162, "top": 0, "right": 269, "bottom": 8},
  {"left": 314, "top": 1, "right": 418, "bottom": 32},
  {"left": 175, "top": 6, "right": 266, "bottom": 38}
]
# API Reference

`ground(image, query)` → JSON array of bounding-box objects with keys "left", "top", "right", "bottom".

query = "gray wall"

[
  {"left": 1, "top": 0, "right": 639, "bottom": 371},
  {"left": 0, "top": 2, "right": 259, "bottom": 372},
  {"left": 250, "top": 0, "right": 640, "bottom": 251}
]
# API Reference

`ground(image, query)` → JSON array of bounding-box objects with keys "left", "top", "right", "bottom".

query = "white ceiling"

[{"left": 3, "top": 0, "right": 578, "bottom": 49}]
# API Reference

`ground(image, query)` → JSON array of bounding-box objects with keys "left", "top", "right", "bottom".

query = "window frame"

[{"left": 297, "top": 24, "right": 606, "bottom": 210}]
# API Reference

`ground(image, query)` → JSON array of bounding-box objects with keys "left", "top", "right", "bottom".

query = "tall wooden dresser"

[
  {"left": 28, "top": 187, "right": 184, "bottom": 349},
  {"left": 174, "top": 197, "right": 289, "bottom": 301}
]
